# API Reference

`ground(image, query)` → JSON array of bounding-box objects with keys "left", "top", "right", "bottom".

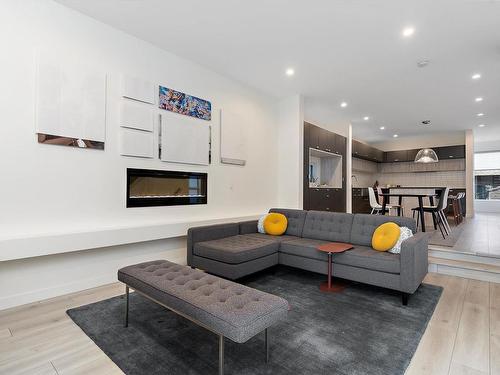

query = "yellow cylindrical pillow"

[
  {"left": 263, "top": 213, "right": 288, "bottom": 236},
  {"left": 372, "top": 222, "right": 401, "bottom": 252}
]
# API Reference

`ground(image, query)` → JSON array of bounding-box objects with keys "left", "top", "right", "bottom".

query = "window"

[{"left": 474, "top": 152, "right": 500, "bottom": 200}]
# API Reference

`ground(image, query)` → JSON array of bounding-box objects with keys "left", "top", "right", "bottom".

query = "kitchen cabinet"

[
  {"left": 309, "top": 188, "right": 343, "bottom": 212},
  {"left": 352, "top": 140, "right": 383, "bottom": 162},
  {"left": 304, "top": 122, "right": 346, "bottom": 212},
  {"left": 435, "top": 145, "right": 465, "bottom": 160},
  {"left": 352, "top": 188, "right": 371, "bottom": 214},
  {"left": 407, "top": 149, "right": 419, "bottom": 162},
  {"left": 384, "top": 150, "right": 408, "bottom": 163}
]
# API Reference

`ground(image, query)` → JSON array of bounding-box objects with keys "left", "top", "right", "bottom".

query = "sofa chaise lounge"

[{"left": 187, "top": 209, "right": 428, "bottom": 305}]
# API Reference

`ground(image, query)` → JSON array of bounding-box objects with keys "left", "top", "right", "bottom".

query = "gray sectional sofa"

[{"left": 187, "top": 208, "right": 428, "bottom": 305}]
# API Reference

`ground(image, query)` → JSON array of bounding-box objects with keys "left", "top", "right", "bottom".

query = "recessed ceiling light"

[
  {"left": 478, "top": 124, "right": 486, "bottom": 128},
  {"left": 477, "top": 113, "right": 484, "bottom": 117},
  {"left": 417, "top": 60, "right": 430, "bottom": 68},
  {"left": 472, "top": 73, "right": 481, "bottom": 80},
  {"left": 475, "top": 97, "right": 483, "bottom": 102},
  {"left": 285, "top": 68, "right": 295, "bottom": 76},
  {"left": 393, "top": 134, "right": 399, "bottom": 138},
  {"left": 340, "top": 102, "right": 348, "bottom": 108},
  {"left": 379, "top": 126, "right": 385, "bottom": 130},
  {"left": 363, "top": 116, "right": 370, "bottom": 121},
  {"left": 402, "top": 27, "right": 415, "bottom": 37}
]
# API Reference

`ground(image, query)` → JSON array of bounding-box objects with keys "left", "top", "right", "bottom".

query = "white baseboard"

[{"left": 0, "top": 273, "right": 115, "bottom": 310}]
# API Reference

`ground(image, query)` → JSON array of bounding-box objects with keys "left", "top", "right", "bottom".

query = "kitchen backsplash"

[
  {"left": 352, "top": 157, "right": 466, "bottom": 188},
  {"left": 377, "top": 170, "right": 465, "bottom": 188}
]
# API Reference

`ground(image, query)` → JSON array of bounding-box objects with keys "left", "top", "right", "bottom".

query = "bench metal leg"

[
  {"left": 219, "top": 335, "right": 224, "bottom": 375},
  {"left": 125, "top": 286, "right": 129, "bottom": 328},
  {"left": 265, "top": 328, "right": 269, "bottom": 363}
]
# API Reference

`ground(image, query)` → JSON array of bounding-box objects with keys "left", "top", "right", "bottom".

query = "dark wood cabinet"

[
  {"left": 304, "top": 122, "right": 346, "bottom": 212},
  {"left": 435, "top": 145, "right": 465, "bottom": 160},
  {"left": 352, "top": 140, "right": 383, "bottom": 162},
  {"left": 352, "top": 196, "right": 371, "bottom": 214},
  {"left": 309, "top": 188, "right": 335, "bottom": 211},
  {"left": 332, "top": 133, "right": 346, "bottom": 155},
  {"left": 352, "top": 141, "right": 465, "bottom": 164},
  {"left": 384, "top": 150, "right": 408, "bottom": 163},
  {"left": 373, "top": 149, "right": 384, "bottom": 162},
  {"left": 407, "top": 149, "right": 418, "bottom": 162}
]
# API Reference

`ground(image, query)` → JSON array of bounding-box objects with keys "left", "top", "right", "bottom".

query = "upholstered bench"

[{"left": 118, "top": 260, "right": 288, "bottom": 374}]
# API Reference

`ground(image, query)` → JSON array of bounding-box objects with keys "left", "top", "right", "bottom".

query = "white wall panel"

[
  {"left": 121, "top": 74, "right": 155, "bottom": 104},
  {"left": 120, "top": 128, "right": 155, "bottom": 158},
  {"left": 160, "top": 114, "right": 209, "bottom": 165},
  {"left": 119, "top": 100, "right": 154, "bottom": 132},
  {"left": 220, "top": 109, "right": 247, "bottom": 165},
  {"left": 36, "top": 53, "right": 106, "bottom": 141}
]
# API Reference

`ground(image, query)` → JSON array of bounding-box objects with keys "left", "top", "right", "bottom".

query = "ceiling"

[{"left": 57, "top": 0, "right": 500, "bottom": 144}]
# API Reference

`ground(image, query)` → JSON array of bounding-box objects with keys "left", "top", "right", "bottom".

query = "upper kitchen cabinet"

[
  {"left": 352, "top": 140, "right": 383, "bottom": 162},
  {"left": 334, "top": 133, "right": 346, "bottom": 155},
  {"left": 305, "top": 122, "right": 346, "bottom": 154},
  {"left": 384, "top": 150, "right": 408, "bottom": 163},
  {"left": 306, "top": 123, "right": 329, "bottom": 152},
  {"left": 407, "top": 149, "right": 419, "bottom": 162},
  {"left": 435, "top": 145, "right": 465, "bottom": 160}
]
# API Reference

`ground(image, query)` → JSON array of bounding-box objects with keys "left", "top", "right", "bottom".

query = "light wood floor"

[{"left": 0, "top": 273, "right": 499, "bottom": 375}]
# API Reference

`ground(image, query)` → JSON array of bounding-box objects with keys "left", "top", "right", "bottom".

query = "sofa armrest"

[
  {"left": 186, "top": 223, "right": 239, "bottom": 266},
  {"left": 400, "top": 232, "right": 429, "bottom": 294},
  {"left": 239, "top": 220, "right": 258, "bottom": 235}
]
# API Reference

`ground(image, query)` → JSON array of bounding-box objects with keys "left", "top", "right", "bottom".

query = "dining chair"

[
  {"left": 411, "top": 188, "right": 449, "bottom": 238},
  {"left": 368, "top": 187, "right": 391, "bottom": 214},
  {"left": 376, "top": 187, "right": 403, "bottom": 216}
]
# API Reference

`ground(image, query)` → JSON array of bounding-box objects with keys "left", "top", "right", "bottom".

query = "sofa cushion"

[
  {"left": 350, "top": 214, "right": 417, "bottom": 247},
  {"left": 269, "top": 208, "right": 307, "bottom": 237},
  {"left": 244, "top": 233, "right": 301, "bottom": 243},
  {"left": 194, "top": 235, "right": 279, "bottom": 264},
  {"left": 279, "top": 238, "right": 329, "bottom": 261},
  {"left": 302, "top": 211, "right": 354, "bottom": 243},
  {"left": 333, "top": 245, "right": 400, "bottom": 274},
  {"left": 280, "top": 239, "right": 400, "bottom": 274}
]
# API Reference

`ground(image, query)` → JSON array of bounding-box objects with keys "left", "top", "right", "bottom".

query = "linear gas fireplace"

[{"left": 126, "top": 168, "right": 207, "bottom": 207}]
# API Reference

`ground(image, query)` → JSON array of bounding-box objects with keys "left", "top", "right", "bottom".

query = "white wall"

[
  {"left": 475, "top": 152, "right": 500, "bottom": 170},
  {"left": 303, "top": 97, "right": 350, "bottom": 137},
  {"left": 465, "top": 130, "right": 475, "bottom": 217},
  {"left": 0, "top": 0, "right": 281, "bottom": 309},
  {"left": 277, "top": 95, "right": 304, "bottom": 208}
]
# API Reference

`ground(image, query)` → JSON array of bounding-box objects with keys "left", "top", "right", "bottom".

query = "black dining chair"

[{"left": 411, "top": 188, "right": 450, "bottom": 239}]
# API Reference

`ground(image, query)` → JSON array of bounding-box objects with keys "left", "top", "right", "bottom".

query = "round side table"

[{"left": 316, "top": 242, "right": 354, "bottom": 292}]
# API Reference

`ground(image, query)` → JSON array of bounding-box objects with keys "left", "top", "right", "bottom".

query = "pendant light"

[{"left": 414, "top": 148, "right": 439, "bottom": 163}]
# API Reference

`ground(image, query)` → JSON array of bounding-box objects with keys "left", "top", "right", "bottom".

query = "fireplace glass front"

[{"left": 127, "top": 168, "right": 207, "bottom": 207}]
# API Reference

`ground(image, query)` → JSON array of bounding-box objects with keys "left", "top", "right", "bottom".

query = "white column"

[
  {"left": 276, "top": 95, "right": 304, "bottom": 209},
  {"left": 465, "top": 129, "right": 474, "bottom": 218},
  {"left": 346, "top": 124, "right": 353, "bottom": 213}
]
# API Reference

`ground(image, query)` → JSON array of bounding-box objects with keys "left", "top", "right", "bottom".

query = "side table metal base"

[{"left": 319, "top": 282, "right": 345, "bottom": 293}]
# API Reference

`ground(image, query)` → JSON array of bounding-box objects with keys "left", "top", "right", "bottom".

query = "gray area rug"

[{"left": 67, "top": 266, "right": 442, "bottom": 375}]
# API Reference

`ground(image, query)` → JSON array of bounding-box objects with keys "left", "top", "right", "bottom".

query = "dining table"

[{"left": 379, "top": 192, "right": 438, "bottom": 232}]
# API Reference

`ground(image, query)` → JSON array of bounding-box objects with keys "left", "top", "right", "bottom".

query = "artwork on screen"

[
  {"left": 158, "top": 86, "right": 211, "bottom": 121},
  {"left": 36, "top": 52, "right": 107, "bottom": 149}
]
